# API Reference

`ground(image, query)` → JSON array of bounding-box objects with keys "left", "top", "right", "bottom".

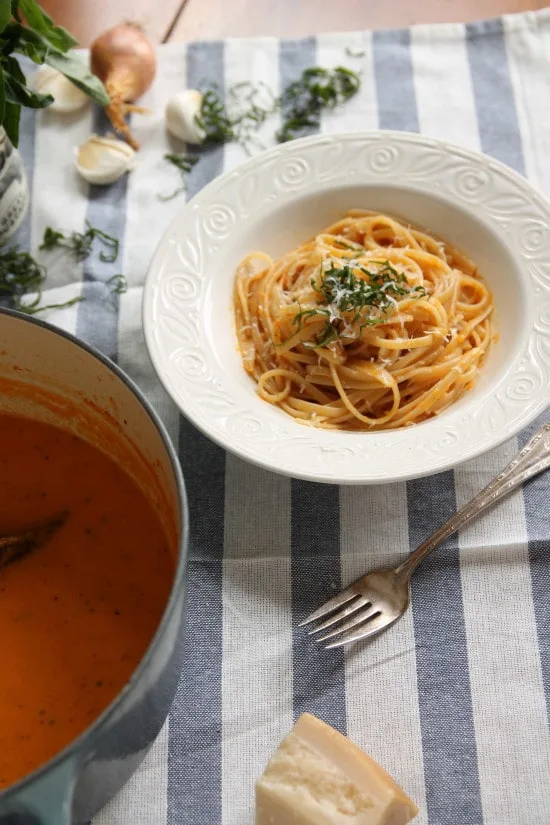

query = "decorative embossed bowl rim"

[{"left": 143, "top": 131, "right": 550, "bottom": 484}]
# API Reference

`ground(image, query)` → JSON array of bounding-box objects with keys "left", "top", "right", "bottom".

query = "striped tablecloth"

[{"left": 13, "top": 9, "right": 550, "bottom": 824}]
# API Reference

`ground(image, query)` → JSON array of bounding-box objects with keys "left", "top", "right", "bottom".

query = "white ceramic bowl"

[{"left": 143, "top": 131, "right": 550, "bottom": 484}]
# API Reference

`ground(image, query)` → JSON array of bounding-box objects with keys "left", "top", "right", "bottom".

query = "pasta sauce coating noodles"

[{"left": 234, "top": 210, "right": 493, "bottom": 431}]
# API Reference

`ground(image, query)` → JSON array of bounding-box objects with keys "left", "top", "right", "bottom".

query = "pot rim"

[{"left": 0, "top": 306, "right": 189, "bottom": 800}]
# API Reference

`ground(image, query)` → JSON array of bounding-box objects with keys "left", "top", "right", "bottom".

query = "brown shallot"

[{"left": 90, "top": 23, "right": 156, "bottom": 150}]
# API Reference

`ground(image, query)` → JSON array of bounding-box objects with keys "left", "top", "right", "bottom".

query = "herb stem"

[{"left": 160, "top": 153, "right": 199, "bottom": 201}]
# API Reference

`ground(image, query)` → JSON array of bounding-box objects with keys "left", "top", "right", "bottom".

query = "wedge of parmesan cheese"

[{"left": 256, "top": 713, "right": 418, "bottom": 825}]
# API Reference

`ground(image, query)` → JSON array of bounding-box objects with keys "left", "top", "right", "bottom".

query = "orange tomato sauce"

[{"left": 0, "top": 414, "right": 176, "bottom": 790}]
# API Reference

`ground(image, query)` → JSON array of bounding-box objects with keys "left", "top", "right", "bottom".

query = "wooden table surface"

[{"left": 42, "top": 0, "right": 548, "bottom": 46}]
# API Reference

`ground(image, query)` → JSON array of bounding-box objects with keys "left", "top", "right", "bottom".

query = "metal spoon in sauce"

[{"left": 0, "top": 513, "right": 67, "bottom": 570}]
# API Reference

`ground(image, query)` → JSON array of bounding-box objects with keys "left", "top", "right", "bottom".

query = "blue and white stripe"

[
  {"left": 220, "top": 36, "right": 295, "bottom": 825},
  {"left": 374, "top": 27, "right": 483, "bottom": 825},
  {"left": 14, "top": 12, "right": 550, "bottom": 825},
  {"left": 278, "top": 37, "right": 348, "bottom": 739},
  {"left": 168, "top": 40, "right": 227, "bottom": 825}
]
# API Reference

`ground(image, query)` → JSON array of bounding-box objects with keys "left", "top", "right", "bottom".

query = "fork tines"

[{"left": 300, "top": 586, "right": 384, "bottom": 648}]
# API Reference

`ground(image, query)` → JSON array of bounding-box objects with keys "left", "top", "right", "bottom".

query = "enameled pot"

[{"left": 0, "top": 308, "right": 188, "bottom": 824}]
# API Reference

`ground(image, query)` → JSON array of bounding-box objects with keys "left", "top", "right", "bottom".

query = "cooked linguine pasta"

[{"left": 233, "top": 210, "right": 494, "bottom": 431}]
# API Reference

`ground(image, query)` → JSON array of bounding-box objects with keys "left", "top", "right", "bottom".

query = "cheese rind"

[{"left": 255, "top": 713, "right": 418, "bottom": 825}]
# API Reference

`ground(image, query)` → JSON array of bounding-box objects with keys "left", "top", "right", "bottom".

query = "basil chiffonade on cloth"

[{"left": 11, "top": 9, "right": 550, "bottom": 825}]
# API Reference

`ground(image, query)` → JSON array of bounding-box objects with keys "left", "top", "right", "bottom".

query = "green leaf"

[
  {"left": 39, "top": 226, "right": 64, "bottom": 250},
  {"left": 18, "top": 0, "right": 77, "bottom": 51},
  {"left": 4, "top": 67, "right": 52, "bottom": 107},
  {"left": 4, "top": 53, "right": 26, "bottom": 84},
  {"left": 7, "top": 22, "right": 48, "bottom": 62},
  {"left": 0, "top": 22, "right": 20, "bottom": 58},
  {"left": 5, "top": 23, "right": 108, "bottom": 105},
  {"left": 44, "top": 50, "right": 109, "bottom": 106},
  {"left": 2, "top": 55, "right": 33, "bottom": 141},
  {"left": 0, "top": 0, "right": 11, "bottom": 36},
  {"left": 3, "top": 99, "right": 20, "bottom": 145}
]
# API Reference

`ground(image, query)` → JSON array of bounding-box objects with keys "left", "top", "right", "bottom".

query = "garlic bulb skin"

[
  {"left": 76, "top": 135, "right": 136, "bottom": 185},
  {"left": 165, "top": 90, "right": 206, "bottom": 144},
  {"left": 30, "top": 66, "right": 90, "bottom": 114}
]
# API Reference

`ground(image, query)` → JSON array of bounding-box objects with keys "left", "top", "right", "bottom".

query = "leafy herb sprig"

[
  {"left": 40, "top": 222, "right": 119, "bottom": 263},
  {"left": 320, "top": 262, "right": 419, "bottom": 312},
  {"left": 12, "top": 221, "right": 127, "bottom": 310},
  {"left": 195, "top": 82, "right": 278, "bottom": 150},
  {"left": 0, "top": 220, "right": 126, "bottom": 315},
  {"left": 277, "top": 66, "right": 360, "bottom": 142},
  {"left": 192, "top": 67, "right": 360, "bottom": 149},
  {"left": 292, "top": 260, "right": 426, "bottom": 348},
  {"left": 196, "top": 87, "right": 236, "bottom": 144},
  {"left": 160, "top": 152, "right": 199, "bottom": 201},
  {"left": 0, "top": 0, "right": 109, "bottom": 147},
  {"left": 0, "top": 246, "right": 81, "bottom": 314}
]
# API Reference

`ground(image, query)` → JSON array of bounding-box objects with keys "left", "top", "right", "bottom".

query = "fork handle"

[{"left": 396, "top": 424, "right": 550, "bottom": 579}]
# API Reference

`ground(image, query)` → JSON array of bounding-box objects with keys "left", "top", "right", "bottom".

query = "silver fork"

[{"left": 301, "top": 424, "right": 550, "bottom": 648}]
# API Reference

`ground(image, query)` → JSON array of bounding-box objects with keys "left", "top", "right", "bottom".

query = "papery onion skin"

[{"left": 91, "top": 23, "right": 156, "bottom": 150}]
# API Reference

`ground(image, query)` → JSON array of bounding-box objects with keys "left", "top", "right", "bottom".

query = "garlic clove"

[
  {"left": 165, "top": 89, "right": 206, "bottom": 145},
  {"left": 30, "top": 66, "right": 90, "bottom": 114},
  {"left": 76, "top": 135, "right": 136, "bottom": 185}
]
